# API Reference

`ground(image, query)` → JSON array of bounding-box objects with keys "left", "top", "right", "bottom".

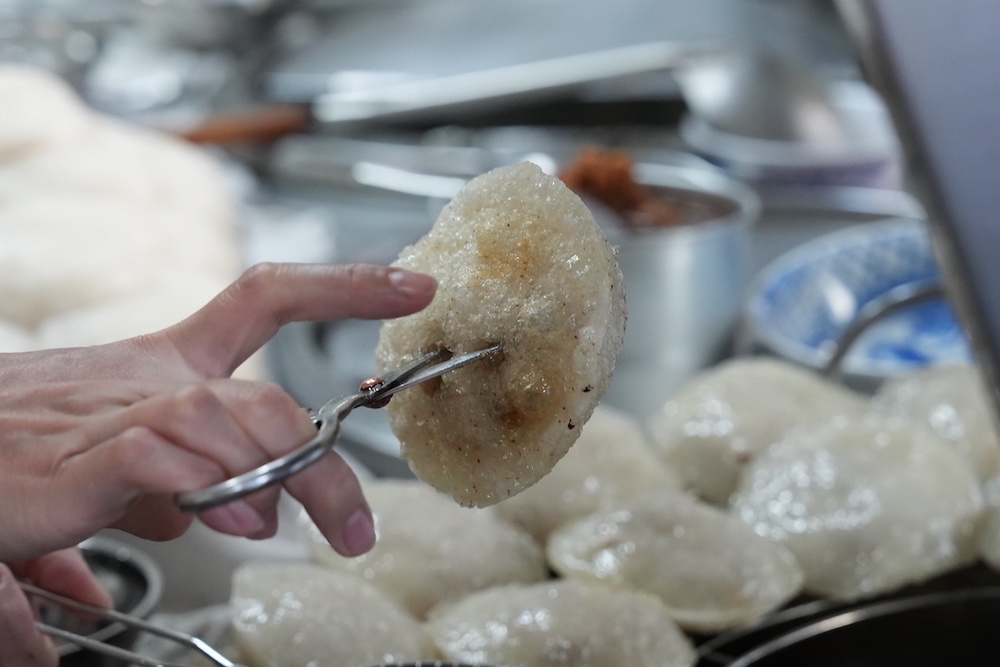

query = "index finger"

[{"left": 166, "top": 263, "right": 436, "bottom": 378}]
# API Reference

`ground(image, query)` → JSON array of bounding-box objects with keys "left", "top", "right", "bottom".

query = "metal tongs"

[
  {"left": 175, "top": 344, "right": 501, "bottom": 513},
  {"left": 21, "top": 581, "right": 239, "bottom": 667}
]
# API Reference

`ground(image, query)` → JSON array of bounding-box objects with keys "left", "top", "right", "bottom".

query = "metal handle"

[
  {"left": 174, "top": 397, "right": 353, "bottom": 513},
  {"left": 821, "top": 280, "right": 946, "bottom": 381}
]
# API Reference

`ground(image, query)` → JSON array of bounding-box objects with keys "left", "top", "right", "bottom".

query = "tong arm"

[{"left": 21, "top": 582, "right": 239, "bottom": 667}]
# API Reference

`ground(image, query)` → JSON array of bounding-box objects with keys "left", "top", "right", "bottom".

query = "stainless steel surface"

[
  {"left": 313, "top": 41, "right": 695, "bottom": 125},
  {"left": 176, "top": 344, "right": 500, "bottom": 512},
  {"left": 599, "top": 161, "right": 761, "bottom": 420},
  {"left": 27, "top": 582, "right": 236, "bottom": 667},
  {"left": 676, "top": 49, "right": 846, "bottom": 143},
  {"left": 33, "top": 536, "right": 164, "bottom": 665},
  {"left": 262, "top": 0, "right": 856, "bottom": 109}
]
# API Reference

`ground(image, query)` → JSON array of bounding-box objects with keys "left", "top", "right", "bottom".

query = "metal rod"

[{"left": 21, "top": 583, "right": 237, "bottom": 667}]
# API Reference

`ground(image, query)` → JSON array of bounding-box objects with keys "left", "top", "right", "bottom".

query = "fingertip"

[
  {"left": 341, "top": 505, "right": 376, "bottom": 556},
  {"left": 388, "top": 269, "right": 437, "bottom": 300}
]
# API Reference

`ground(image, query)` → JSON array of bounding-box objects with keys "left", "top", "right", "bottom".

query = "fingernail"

[
  {"left": 342, "top": 507, "right": 376, "bottom": 556},
  {"left": 221, "top": 500, "right": 266, "bottom": 535},
  {"left": 388, "top": 269, "right": 436, "bottom": 298}
]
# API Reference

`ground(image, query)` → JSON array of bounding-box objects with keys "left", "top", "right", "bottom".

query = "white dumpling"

[
  {"left": 231, "top": 563, "right": 435, "bottom": 667},
  {"left": 872, "top": 363, "right": 1000, "bottom": 481},
  {"left": 732, "top": 414, "right": 983, "bottom": 600},
  {"left": 647, "top": 357, "right": 869, "bottom": 505},
  {"left": 36, "top": 269, "right": 229, "bottom": 348},
  {"left": 375, "top": 161, "right": 626, "bottom": 507},
  {"left": 547, "top": 489, "right": 803, "bottom": 633},
  {"left": 0, "top": 65, "right": 94, "bottom": 159},
  {"left": 0, "top": 319, "right": 34, "bottom": 352},
  {"left": 0, "top": 198, "right": 161, "bottom": 327},
  {"left": 495, "top": 404, "right": 680, "bottom": 545},
  {"left": 427, "top": 579, "right": 696, "bottom": 667},
  {"left": 302, "top": 479, "right": 548, "bottom": 618}
]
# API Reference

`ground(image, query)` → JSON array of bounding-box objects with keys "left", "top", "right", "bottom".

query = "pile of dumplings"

[
  {"left": 230, "top": 357, "right": 1000, "bottom": 667},
  {"left": 0, "top": 65, "right": 244, "bottom": 357}
]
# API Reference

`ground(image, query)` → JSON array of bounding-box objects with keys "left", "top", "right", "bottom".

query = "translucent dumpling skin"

[
  {"left": 872, "top": 363, "right": 1000, "bottom": 481},
  {"left": 427, "top": 580, "right": 696, "bottom": 667},
  {"left": 495, "top": 404, "right": 680, "bottom": 545},
  {"left": 376, "top": 162, "right": 627, "bottom": 507},
  {"left": 301, "top": 479, "right": 547, "bottom": 618},
  {"left": 732, "top": 414, "right": 984, "bottom": 600},
  {"left": 647, "top": 358, "right": 868, "bottom": 506},
  {"left": 547, "top": 490, "right": 803, "bottom": 633},
  {"left": 230, "top": 563, "right": 435, "bottom": 667}
]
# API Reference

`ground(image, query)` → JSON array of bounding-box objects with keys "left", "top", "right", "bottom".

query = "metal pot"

[{"left": 596, "top": 161, "right": 760, "bottom": 420}]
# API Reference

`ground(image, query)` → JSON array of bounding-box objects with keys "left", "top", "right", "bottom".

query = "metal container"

[
  {"left": 598, "top": 161, "right": 760, "bottom": 420},
  {"left": 51, "top": 536, "right": 164, "bottom": 666}
]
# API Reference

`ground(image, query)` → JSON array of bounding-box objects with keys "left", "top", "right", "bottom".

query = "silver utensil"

[
  {"left": 22, "top": 582, "right": 237, "bottom": 667},
  {"left": 175, "top": 344, "right": 502, "bottom": 513}
]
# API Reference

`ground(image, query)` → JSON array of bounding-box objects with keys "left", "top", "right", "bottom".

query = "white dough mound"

[
  {"left": 301, "top": 479, "right": 548, "bottom": 618},
  {"left": 547, "top": 489, "right": 803, "bottom": 633},
  {"left": 647, "top": 357, "right": 868, "bottom": 505},
  {"left": 427, "top": 579, "right": 696, "bottom": 667},
  {"left": 732, "top": 414, "right": 984, "bottom": 600},
  {"left": 495, "top": 404, "right": 680, "bottom": 545},
  {"left": 231, "top": 563, "right": 434, "bottom": 667},
  {"left": 872, "top": 363, "right": 1000, "bottom": 481},
  {"left": 375, "top": 162, "right": 626, "bottom": 507}
]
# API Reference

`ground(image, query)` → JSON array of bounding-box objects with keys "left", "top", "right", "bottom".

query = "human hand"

[
  {"left": 0, "top": 548, "right": 113, "bottom": 667},
  {"left": 0, "top": 263, "right": 436, "bottom": 562}
]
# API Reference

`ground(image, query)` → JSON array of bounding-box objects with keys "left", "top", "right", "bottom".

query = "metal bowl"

[{"left": 47, "top": 536, "right": 164, "bottom": 665}]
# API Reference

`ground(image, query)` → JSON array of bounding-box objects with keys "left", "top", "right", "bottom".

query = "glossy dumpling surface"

[
  {"left": 495, "top": 404, "right": 680, "bottom": 545},
  {"left": 231, "top": 562, "right": 434, "bottom": 667},
  {"left": 427, "top": 579, "right": 696, "bottom": 667},
  {"left": 872, "top": 363, "right": 1000, "bottom": 481},
  {"left": 647, "top": 357, "right": 868, "bottom": 505},
  {"left": 547, "top": 489, "right": 803, "bottom": 632},
  {"left": 302, "top": 479, "right": 547, "bottom": 618},
  {"left": 732, "top": 414, "right": 984, "bottom": 600}
]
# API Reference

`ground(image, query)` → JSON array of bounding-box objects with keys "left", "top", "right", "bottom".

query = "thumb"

[{"left": 164, "top": 263, "right": 436, "bottom": 378}]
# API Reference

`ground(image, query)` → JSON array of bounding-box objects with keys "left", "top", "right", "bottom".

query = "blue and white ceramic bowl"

[{"left": 742, "top": 219, "right": 971, "bottom": 385}]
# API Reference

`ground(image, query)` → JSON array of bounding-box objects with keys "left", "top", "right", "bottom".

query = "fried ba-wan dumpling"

[
  {"left": 495, "top": 404, "right": 680, "bottom": 544},
  {"left": 301, "top": 479, "right": 548, "bottom": 618},
  {"left": 427, "top": 579, "right": 696, "bottom": 667},
  {"left": 376, "top": 162, "right": 627, "bottom": 507},
  {"left": 547, "top": 489, "right": 803, "bottom": 633},
  {"left": 230, "top": 563, "right": 435, "bottom": 667}
]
